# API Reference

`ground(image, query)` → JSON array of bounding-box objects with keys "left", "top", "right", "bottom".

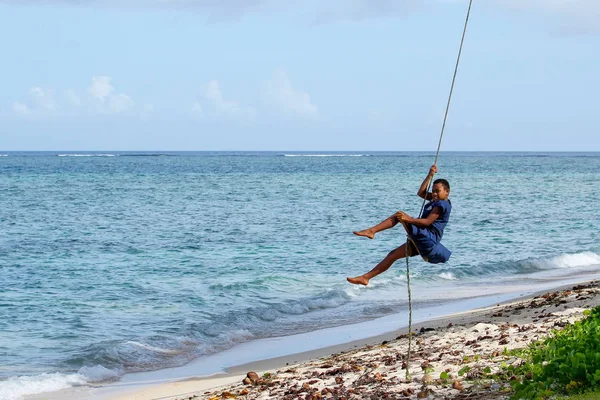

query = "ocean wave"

[
  {"left": 199, "top": 329, "right": 255, "bottom": 355},
  {"left": 273, "top": 290, "right": 352, "bottom": 316},
  {"left": 203, "top": 288, "right": 353, "bottom": 328},
  {"left": 452, "top": 251, "right": 600, "bottom": 278},
  {"left": 527, "top": 251, "right": 600, "bottom": 270},
  {"left": 0, "top": 366, "right": 119, "bottom": 400},
  {"left": 56, "top": 154, "right": 117, "bottom": 157},
  {"left": 438, "top": 272, "right": 457, "bottom": 280},
  {"left": 124, "top": 341, "right": 186, "bottom": 355}
]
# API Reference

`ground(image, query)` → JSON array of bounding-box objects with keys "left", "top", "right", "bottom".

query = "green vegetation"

[
  {"left": 501, "top": 306, "right": 600, "bottom": 400},
  {"left": 558, "top": 392, "right": 600, "bottom": 400}
]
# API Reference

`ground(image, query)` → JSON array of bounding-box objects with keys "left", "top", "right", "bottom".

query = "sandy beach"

[{"left": 104, "top": 280, "right": 600, "bottom": 400}]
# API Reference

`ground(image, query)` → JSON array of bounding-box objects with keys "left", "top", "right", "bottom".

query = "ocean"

[{"left": 1, "top": 151, "right": 599, "bottom": 399}]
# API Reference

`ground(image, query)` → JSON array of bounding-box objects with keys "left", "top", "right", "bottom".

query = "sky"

[{"left": 0, "top": 0, "right": 599, "bottom": 151}]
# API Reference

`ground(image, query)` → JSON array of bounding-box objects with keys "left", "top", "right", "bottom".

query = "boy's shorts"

[{"left": 406, "top": 224, "right": 452, "bottom": 264}]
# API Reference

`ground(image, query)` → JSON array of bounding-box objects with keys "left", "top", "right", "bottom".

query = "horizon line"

[{"left": 1, "top": 150, "right": 600, "bottom": 153}]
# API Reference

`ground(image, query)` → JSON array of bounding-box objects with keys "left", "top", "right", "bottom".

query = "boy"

[{"left": 347, "top": 165, "right": 451, "bottom": 286}]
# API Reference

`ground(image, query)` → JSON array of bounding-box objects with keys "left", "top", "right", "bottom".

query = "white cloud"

[
  {"left": 108, "top": 93, "right": 134, "bottom": 113},
  {"left": 10, "top": 76, "right": 136, "bottom": 118},
  {"left": 87, "top": 76, "right": 135, "bottom": 114},
  {"left": 493, "top": 0, "right": 599, "bottom": 14},
  {"left": 30, "top": 87, "right": 57, "bottom": 111},
  {"left": 0, "top": 0, "right": 271, "bottom": 20},
  {"left": 201, "top": 80, "right": 256, "bottom": 121},
  {"left": 11, "top": 88, "right": 56, "bottom": 117},
  {"left": 0, "top": 1, "right": 421, "bottom": 22},
  {"left": 0, "top": 0, "right": 420, "bottom": 22},
  {"left": 88, "top": 76, "right": 115, "bottom": 103},
  {"left": 310, "top": 0, "right": 421, "bottom": 23},
  {"left": 4, "top": 0, "right": 599, "bottom": 33},
  {"left": 205, "top": 80, "right": 236, "bottom": 113},
  {"left": 12, "top": 102, "right": 32, "bottom": 117},
  {"left": 265, "top": 69, "right": 318, "bottom": 118},
  {"left": 488, "top": 0, "right": 600, "bottom": 34},
  {"left": 3, "top": 0, "right": 600, "bottom": 27},
  {"left": 158, "top": 0, "right": 268, "bottom": 20}
]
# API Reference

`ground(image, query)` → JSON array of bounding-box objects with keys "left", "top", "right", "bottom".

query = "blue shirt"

[{"left": 421, "top": 199, "right": 452, "bottom": 239}]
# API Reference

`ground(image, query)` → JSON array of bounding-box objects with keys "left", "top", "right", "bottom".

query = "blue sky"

[{"left": 1, "top": 0, "right": 599, "bottom": 151}]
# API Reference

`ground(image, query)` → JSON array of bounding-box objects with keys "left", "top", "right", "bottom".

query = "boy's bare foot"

[
  {"left": 353, "top": 229, "right": 374, "bottom": 239},
  {"left": 347, "top": 276, "right": 369, "bottom": 286}
]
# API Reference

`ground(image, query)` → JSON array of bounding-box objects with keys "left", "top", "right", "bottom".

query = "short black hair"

[{"left": 433, "top": 178, "right": 450, "bottom": 191}]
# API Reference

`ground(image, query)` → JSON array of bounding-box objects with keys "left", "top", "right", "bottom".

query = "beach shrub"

[
  {"left": 508, "top": 306, "right": 600, "bottom": 400},
  {"left": 558, "top": 392, "right": 600, "bottom": 400}
]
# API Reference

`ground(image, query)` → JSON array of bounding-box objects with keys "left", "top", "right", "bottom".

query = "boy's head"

[{"left": 432, "top": 178, "right": 450, "bottom": 201}]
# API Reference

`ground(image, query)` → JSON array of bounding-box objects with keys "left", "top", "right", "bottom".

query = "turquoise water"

[{"left": 1, "top": 151, "right": 599, "bottom": 398}]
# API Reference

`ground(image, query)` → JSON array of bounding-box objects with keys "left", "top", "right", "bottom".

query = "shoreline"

[{"left": 77, "top": 278, "right": 600, "bottom": 400}]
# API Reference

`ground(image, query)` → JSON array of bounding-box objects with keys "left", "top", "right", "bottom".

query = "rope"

[
  {"left": 404, "top": 0, "right": 473, "bottom": 380},
  {"left": 404, "top": 249, "right": 413, "bottom": 379}
]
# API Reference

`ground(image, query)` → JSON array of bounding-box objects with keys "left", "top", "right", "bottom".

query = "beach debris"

[
  {"left": 182, "top": 283, "right": 600, "bottom": 400},
  {"left": 452, "top": 379, "right": 464, "bottom": 390},
  {"left": 245, "top": 371, "right": 260, "bottom": 385}
]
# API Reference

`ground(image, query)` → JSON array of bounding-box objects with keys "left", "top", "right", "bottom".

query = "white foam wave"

[
  {"left": 530, "top": 251, "right": 600, "bottom": 270},
  {"left": 124, "top": 341, "right": 183, "bottom": 355},
  {"left": 283, "top": 154, "right": 366, "bottom": 157},
  {"left": 56, "top": 154, "right": 117, "bottom": 157},
  {"left": 438, "top": 272, "right": 457, "bottom": 280},
  {"left": 0, "top": 366, "right": 119, "bottom": 400},
  {"left": 0, "top": 154, "right": 8, "bottom": 157},
  {"left": 77, "top": 365, "right": 120, "bottom": 381}
]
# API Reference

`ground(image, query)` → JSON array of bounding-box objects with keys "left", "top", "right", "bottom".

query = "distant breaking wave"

[{"left": 57, "top": 154, "right": 117, "bottom": 157}]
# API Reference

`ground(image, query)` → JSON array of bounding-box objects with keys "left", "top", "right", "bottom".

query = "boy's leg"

[
  {"left": 353, "top": 214, "right": 400, "bottom": 239},
  {"left": 347, "top": 243, "right": 409, "bottom": 286}
]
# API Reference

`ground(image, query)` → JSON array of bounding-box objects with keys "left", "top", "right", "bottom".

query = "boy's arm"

[
  {"left": 396, "top": 208, "right": 441, "bottom": 228},
  {"left": 417, "top": 165, "right": 437, "bottom": 200}
]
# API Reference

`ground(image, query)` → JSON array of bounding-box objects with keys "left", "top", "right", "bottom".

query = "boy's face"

[{"left": 432, "top": 183, "right": 449, "bottom": 201}]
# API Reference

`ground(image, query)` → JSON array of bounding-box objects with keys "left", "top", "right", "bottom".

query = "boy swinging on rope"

[{"left": 347, "top": 165, "right": 452, "bottom": 286}]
